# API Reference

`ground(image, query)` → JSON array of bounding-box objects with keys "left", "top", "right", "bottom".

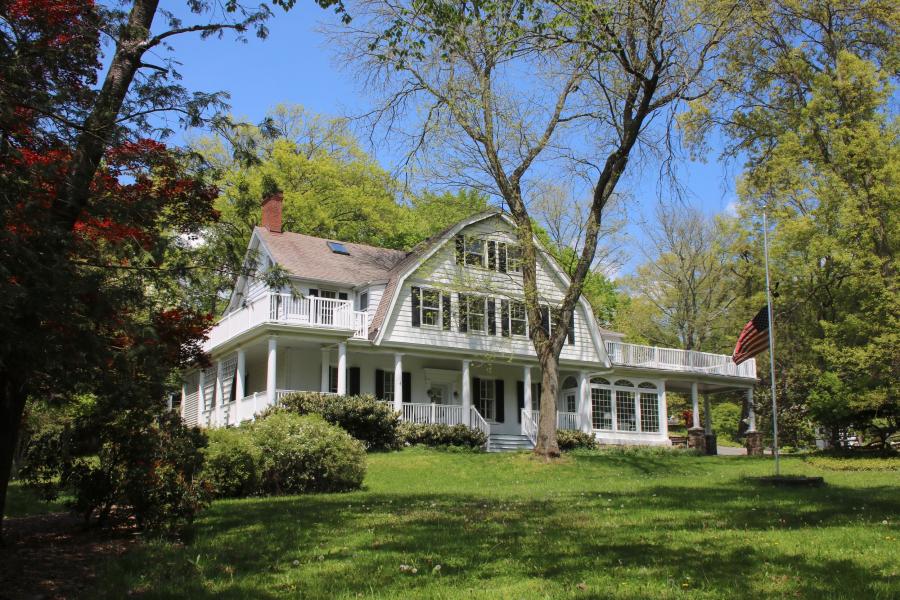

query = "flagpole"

[{"left": 762, "top": 209, "right": 780, "bottom": 475}]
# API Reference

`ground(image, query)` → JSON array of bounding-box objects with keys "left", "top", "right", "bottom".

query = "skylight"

[{"left": 327, "top": 241, "right": 350, "bottom": 255}]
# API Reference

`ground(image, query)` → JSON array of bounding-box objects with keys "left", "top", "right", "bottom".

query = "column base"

[
  {"left": 745, "top": 431, "right": 764, "bottom": 456},
  {"left": 687, "top": 427, "right": 706, "bottom": 453}
]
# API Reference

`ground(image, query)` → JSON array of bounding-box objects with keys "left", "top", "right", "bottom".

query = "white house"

[{"left": 181, "top": 193, "right": 757, "bottom": 451}]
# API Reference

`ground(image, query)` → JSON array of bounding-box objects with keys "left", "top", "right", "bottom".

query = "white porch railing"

[
  {"left": 521, "top": 408, "right": 538, "bottom": 446},
  {"left": 529, "top": 410, "right": 580, "bottom": 432},
  {"left": 205, "top": 292, "right": 368, "bottom": 351},
  {"left": 605, "top": 341, "right": 756, "bottom": 379},
  {"left": 401, "top": 403, "right": 467, "bottom": 425},
  {"left": 470, "top": 407, "right": 491, "bottom": 451}
]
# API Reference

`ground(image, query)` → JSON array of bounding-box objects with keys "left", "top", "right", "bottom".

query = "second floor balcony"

[
  {"left": 605, "top": 341, "right": 756, "bottom": 379},
  {"left": 205, "top": 292, "right": 368, "bottom": 351}
]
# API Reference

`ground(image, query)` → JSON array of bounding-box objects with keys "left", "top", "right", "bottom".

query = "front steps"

[{"left": 488, "top": 433, "right": 534, "bottom": 452}]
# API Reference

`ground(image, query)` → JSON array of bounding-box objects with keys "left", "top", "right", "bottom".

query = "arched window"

[
  {"left": 614, "top": 379, "right": 634, "bottom": 387},
  {"left": 591, "top": 377, "right": 610, "bottom": 385},
  {"left": 638, "top": 382, "right": 657, "bottom": 389},
  {"left": 562, "top": 376, "right": 579, "bottom": 390}
]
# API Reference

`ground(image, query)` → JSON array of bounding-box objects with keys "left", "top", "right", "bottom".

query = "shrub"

[
  {"left": 398, "top": 422, "right": 487, "bottom": 450},
  {"left": 203, "top": 427, "right": 261, "bottom": 498},
  {"left": 251, "top": 412, "right": 366, "bottom": 494},
  {"left": 265, "top": 392, "right": 401, "bottom": 451},
  {"left": 711, "top": 402, "right": 742, "bottom": 442},
  {"left": 556, "top": 429, "right": 598, "bottom": 451},
  {"left": 23, "top": 409, "right": 210, "bottom": 533}
]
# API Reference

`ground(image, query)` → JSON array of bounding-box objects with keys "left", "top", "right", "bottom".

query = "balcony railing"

[
  {"left": 605, "top": 341, "right": 756, "bottom": 379},
  {"left": 205, "top": 292, "right": 368, "bottom": 350}
]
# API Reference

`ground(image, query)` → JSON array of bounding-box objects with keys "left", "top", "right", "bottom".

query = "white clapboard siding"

[{"left": 380, "top": 216, "right": 600, "bottom": 363}]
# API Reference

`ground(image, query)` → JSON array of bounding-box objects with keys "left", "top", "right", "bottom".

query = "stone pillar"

[
  {"left": 578, "top": 371, "right": 591, "bottom": 433},
  {"left": 320, "top": 347, "right": 331, "bottom": 393},
  {"left": 337, "top": 342, "right": 347, "bottom": 395},
  {"left": 745, "top": 387, "right": 763, "bottom": 456},
  {"left": 393, "top": 353, "right": 404, "bottom": 413},
  {"left": 687, "top": 427, "right": 706, "bottom": 453},
  {"left": 462, "top": 360, "right": 472, "bottom": 424},
  {"left": 704, "top": 394, "right": 713, "bottom": 435},
  {"left": 266, "top": 337, "right": 277, "bottom": 407}
]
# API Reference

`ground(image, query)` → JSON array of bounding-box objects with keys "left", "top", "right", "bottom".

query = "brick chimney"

[{"left": 261, "top": 191, "right": 283, "bottom": 233}]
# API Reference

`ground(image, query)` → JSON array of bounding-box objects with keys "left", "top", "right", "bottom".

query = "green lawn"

[
  {"left": 90, "top": 448, "right": 899, "bottom": 599},
  {"left": 5, "top": 480, "right": 70, "bottom": 517}
]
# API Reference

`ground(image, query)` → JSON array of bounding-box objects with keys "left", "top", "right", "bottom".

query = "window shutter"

[
  {"left": 540, "top": 305, "right": 550, "bottom": 336},
  {"left": 500, "top": 300, "right": 509, "bottom": 337},
  {"left": 498, "top": 243, "right": 507, "bottom": 273},
  {"left": 494, "top": 379, "right": 505, "bottom": 423},
  {"left": 375, "top": 369, "right": 384, "bottom": 399},
  {"left": 442, "top": 293, "right": 451, "bottom": 331},
  {"left": 349, "top": 367, "right": 360, "bottom": 395},
  {"left": 568, "top": 310, "right": 575, "bottom": 345},
  {"left": 411, "top": 286, "right": 421, "bottom": 327},
  {"left": 516, "top": 381, "right": 524, "bottom": 423},
  {"left": 338, "top": 292, "right": 348, "bottom": 300},
  {"left": 455, "top": 235, "right": 465, "bottom": 264},
  {"left": 458, "top": 293, "right": 468, "bottom": 332},
  {"left": 488, "top": 241, "right": 497, "bottom": 270},
  {"left": 487, "top": 299, "right": 496, "bottom": 335},
  {"left": 402, "top": 372, "right": 411, "bottom": 403}
]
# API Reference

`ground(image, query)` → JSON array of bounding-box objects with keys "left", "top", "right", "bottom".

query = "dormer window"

[{"left": 464, "top": 237, "right": 484, "bottom": 267}]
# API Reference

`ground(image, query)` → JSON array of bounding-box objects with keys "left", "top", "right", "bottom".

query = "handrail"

[
  {"left": 605, "top": 341, "right": 756, "bottom": 378},
  {"left": 470, "top": 406, "right": 491, "bottom": 451},
  {"left": 521, "top": 408, "right": 538, "bottom": 446}
]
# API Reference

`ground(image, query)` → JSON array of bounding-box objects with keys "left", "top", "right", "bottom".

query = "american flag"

[{"left": 732, "top": 306, "right": 770, "bottom": 365}]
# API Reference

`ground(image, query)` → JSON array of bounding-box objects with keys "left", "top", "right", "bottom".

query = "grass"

[
  {"left": 4, "top": 480, "right": 70, "bottom": 517},
  {"left": 89, "top": 448, "right": 899, "bottom": 599}
]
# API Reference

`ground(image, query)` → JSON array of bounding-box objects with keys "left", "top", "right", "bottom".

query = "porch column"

[
  {"left": 746, "top": 387, "right": 756, "bottom": 432},
  {"left": 179, "top": 381, "right": 187, "bottom": 419},
  {"left": 266, "top": 337, "right": 277, "bottom": 407},
  {"left": 704, "top": 394, "right": 712, "bottom": 435},
  {"left": 578, "top": 371, "right": 591, "bottom": 433},
  {"left": 235, "top": 348, "right": 246, "bottom": 403},
  {"left": 196, "top": 369, "right": 205, "bottom": 427},
  {"left": 462, "top": 360, "right": 472, "bottom": 424},
  {"left": 393, "top": 353, "right": 404, "bottom": 413},
  {"left": 660, "top": 382, "right": 669, "bottom": 438},
  {"left": 320, "top": 347, "right": 331, "bottom": 393},
  {"left": 691, "top": 382, "right": 700, "bottom": 429},
  {"left": 215, "top": 359, "right": 225, "bottom": 427},
  {"left": 523, "top": 366, "right": 532, "bottom": 412},
  {"left": 337, "top": 342, "right": 347, "bottom": 395}
]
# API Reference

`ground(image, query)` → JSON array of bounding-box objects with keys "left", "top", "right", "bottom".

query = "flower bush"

[
  {"left": 556, "top": 429, "right": 598, "bottom": 451},
  {"left": 398, "top": 422, "right": 487, "bottom": 450}
]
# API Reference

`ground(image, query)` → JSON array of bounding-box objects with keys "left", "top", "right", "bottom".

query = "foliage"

[
  {"left": 398, "top": 422, "right": 487, "bottom": 450},
  {"left": 202, "top": 428, "right": 262, "bottom": 498},
  {"left": 250, "top": 412, "right": 366, "bottom": 494},
  {"left": 88, "top": 449, "right": 900, "bottom": 599},
  {"left": 711, "top": 402, "right": 742, "bottom": 443},
  {"left": 555, "top": 429, "right": 599, "bottom": 451},
  {"left": 21, "top": 409, "right": 209, "bottom": 533},
  {"left": 805, "top": 453, "right": 899, "bottom": 472},
  {"left": 264, "top": 391, "right": 402, "bottom": 451}
]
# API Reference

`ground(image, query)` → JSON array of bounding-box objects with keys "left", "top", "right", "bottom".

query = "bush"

[
  {"left": 22, "top": 409, "right": 210, "bottom": 533},
  {"left": 203, "top": 427, "right": 261, "bottom": 498},
  {"left": 251, "top": 412, "right": 366, "bottom": 494},
  {"left": 398, "top": 422, "right": 487, "bottom": 450},
  {"left": 265, "top": 392, "right": 401, "bottom": 451},
  {"left": 711, "top": 402, "right": 742, "bottom": 442},
  {"left": 556, "top": 429, "right": 598, "bottom": 451}
]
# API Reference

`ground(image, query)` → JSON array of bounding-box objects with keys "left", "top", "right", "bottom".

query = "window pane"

[
  {"left": 465, "top": 238, "right": 484, "bottom": 267},
  {"left": 477, "top": 379, "right": 494, "bottom": 420},
  {"left": 614, "top": 379, "right": 634, "bottom": 387},
  {"left": 616, "top": 390, "right": 636, "bottom": 431},
  {"left": 640, "top": 393, "right": 659, "bottom": 432},
  {"left": 566, "top": 393, "right": 577, "bottom": 413},
  {"left": 508, "top": 246, "right": 522, "bottom": 272},
  {"left": 383, "top": 371, "right": 394, "bottom": 402},
  {"left": 510, "top": 301, "right": 526, "bottom": 336},
  {"left": 421, "top": 289, "right": 440, "bottom": 326},
  {"left": 468, "top": 296, "right": 485, "bottom": 331},
  {"left": 592, "top": 388, "right": 612, "bottom": 430}
]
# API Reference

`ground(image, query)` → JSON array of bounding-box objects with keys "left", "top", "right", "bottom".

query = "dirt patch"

[{"left": 0, "top": 512, "right": 137, "bottom": 600}]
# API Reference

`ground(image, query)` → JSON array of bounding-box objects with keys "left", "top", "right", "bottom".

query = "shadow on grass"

[{"left": 92, "top": 479, "right": 899, "bottom": 599}]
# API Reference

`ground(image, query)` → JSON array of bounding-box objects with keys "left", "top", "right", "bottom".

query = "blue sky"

[{"left": 156, "top": 1, "right": 742, "bottom": 275}]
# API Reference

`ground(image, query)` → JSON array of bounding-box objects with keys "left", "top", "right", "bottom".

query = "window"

[
  {"left": 591, "top": 377, "right": 610, "bottom": 385},
  {"left": 382, "top": 370, "right": 395, "bottom": 403},
  {"left": 329, "top": 366, "right": 338, "bottom": 394},
  {"left": 467, "top": 295, "right": 486, "bottom": 332},
  {"left": 421, "top": 289, "right": 440, "bottom": 327},
  {"left": 510, "top": 301, "right": 527, "bottom": 336},
  {"left": 531, "top": 382, "right": 541, "bottom": 411},
  {"left": 507, "top": 245, "right": 522, "bottom": 273},
  {"left": 465, "top": 237, "right": 485, "bottom": 267},
  {"left": 478, "top": 378, "right": 495, "bottom": 420},
  {"left": 358, "top": 291, "right": 369, "bottom": 312},
  {"left": 592, "top": 388, "right": 612, "bottom": 430},
  {"left": 640, "top": 393, "right": 660, "bottom": 432},
  {"left": 616, "top": 390, "right": 636, "bottom": 431},
  {"left": 565, "top": 393, "right": 577, "bottom": 413}
]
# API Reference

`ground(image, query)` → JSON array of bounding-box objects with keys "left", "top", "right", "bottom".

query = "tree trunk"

[
  {"left": 0, "top": 373, "right": 28, "bottom": 540},
  {"left": 534, "top": 351, "right": 561, "bottom": 457}
]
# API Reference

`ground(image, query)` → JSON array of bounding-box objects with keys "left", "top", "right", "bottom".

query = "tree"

[
  {"left": 0, "top": 0, "right": 343, "bottom": 534},
  {"left": 685, "top": 0, "right": 899, "bottom": 447},
  {"left": 616, "top": 203, "right": 738, "bottom": 352},
  {"left": 339, "top": 0, "right": 732, "bottom": 456}
]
